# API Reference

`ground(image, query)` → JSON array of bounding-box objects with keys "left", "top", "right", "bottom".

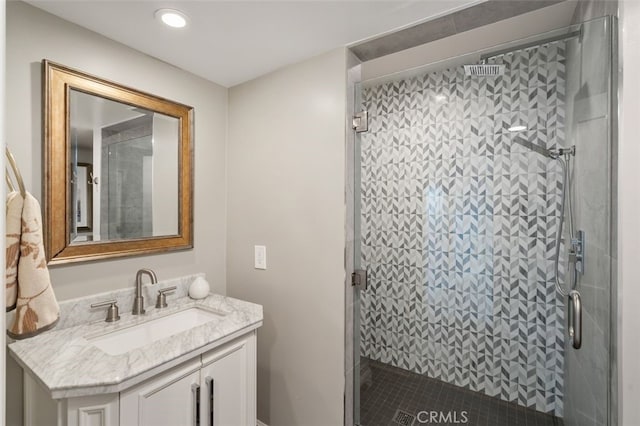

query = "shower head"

[{"left": 464, "top": 63, "right": 505, "bottom": 77}]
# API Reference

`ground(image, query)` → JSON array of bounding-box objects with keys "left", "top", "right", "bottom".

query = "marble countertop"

[{"left": 8, "top": 277, "right": 262, "bottom": 399}]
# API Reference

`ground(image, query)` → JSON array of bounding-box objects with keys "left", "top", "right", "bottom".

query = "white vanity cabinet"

[
  {"left": 23, "top": 331, "right": 257, "bottom": 426},
  {"left": 119, "top": 358, "right": 201, "bottom": 426},
  {"left": 121, "top": 332, "right": 256, "bottom": 426},
  {"left": 23, "top": 380, "right": 121, "bottom": 426},
  {"left": 199, "top": 332, "right": 256, "bottom": 426}
]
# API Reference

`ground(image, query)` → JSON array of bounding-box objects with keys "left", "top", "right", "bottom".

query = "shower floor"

[{"left": 359, "top": 358, "right": 563, "bottom": 426}]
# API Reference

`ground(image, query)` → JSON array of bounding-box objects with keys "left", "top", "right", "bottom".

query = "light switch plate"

[{"left": 254, "top": 245, "right": 267, "bottom": 270}]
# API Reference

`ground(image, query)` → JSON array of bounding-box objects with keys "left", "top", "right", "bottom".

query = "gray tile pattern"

[{"left": 359, "top": 41, "right": 568, "bottom": 415}]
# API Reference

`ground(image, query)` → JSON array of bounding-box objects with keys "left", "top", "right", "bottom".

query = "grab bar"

[{"left": 568, "top": 290, "right": 582, "bottom": 349}]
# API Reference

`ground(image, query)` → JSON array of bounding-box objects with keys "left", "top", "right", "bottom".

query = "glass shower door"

[
  {"left": 351, "top": 16, "right": 616, "bottom": 426},
  {"left": 562, "top": 16, "right": 616, "bottom": 426}
]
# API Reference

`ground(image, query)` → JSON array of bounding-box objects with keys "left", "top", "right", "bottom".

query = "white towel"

[
  {"left": 5, "top": 191, "right": 23, "bottom": 311},
  {"left": 8, "top": 192, "right": 59, "bottom": 339}
]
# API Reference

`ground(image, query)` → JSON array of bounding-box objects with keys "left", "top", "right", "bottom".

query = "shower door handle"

[{"left": 568, "top": 290, "right": 582, "bottom": 349}]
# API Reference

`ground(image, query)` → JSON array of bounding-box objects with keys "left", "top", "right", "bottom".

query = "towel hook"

[
  {"left": 5, "top": 147, "right": 26, "bottom": 197},
  {"left": 6, "top": 170, "right": 15, "bottom": 192}
]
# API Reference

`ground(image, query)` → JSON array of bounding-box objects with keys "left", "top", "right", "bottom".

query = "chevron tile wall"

[{"left": 359, "top": 41, "right": 567, "bottom": 416}]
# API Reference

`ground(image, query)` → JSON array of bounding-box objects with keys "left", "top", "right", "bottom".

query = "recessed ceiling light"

[
  {"left": 155, "top": 9, "right": 188, "bottom": 28},
  {"left": 508, "top": 125, "right": 527, "bottom": 132},
  {"left": 434, "top": 94, "right": 448, "bottom": 102}
]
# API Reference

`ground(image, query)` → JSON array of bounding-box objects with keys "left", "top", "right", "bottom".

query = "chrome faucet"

[{"left": 132, "top": 268, "right": 158, "bottom": 315}]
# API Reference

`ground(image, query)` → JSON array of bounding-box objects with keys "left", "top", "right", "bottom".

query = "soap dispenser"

[{"left": 188, "top": 276, "right": 210, "bottom": 299}]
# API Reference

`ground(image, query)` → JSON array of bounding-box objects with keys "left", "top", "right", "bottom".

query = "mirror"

[
  {"left": 69, "top": 91, "right": 179, "bottom": 243},
  {"left": 43, "top": 60, "right": 194, "bottom": 264}
]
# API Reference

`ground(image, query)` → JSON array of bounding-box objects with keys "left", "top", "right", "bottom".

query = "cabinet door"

[
  {"left": 23, "top": 372, "right": 119, "bottom": 426},
  {"left": 200, "top": 333, "right": 256, "bottom": 426},
  {"left": 120, "top": 358, "right": 201, "bottom": 426},
  {"left": 67, "top": 393, "right": 120, "bottom": 426}
]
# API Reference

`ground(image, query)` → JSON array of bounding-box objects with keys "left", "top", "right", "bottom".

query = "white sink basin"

[{"left": 89, "top": 307, "right": 225, "bottom": 356}]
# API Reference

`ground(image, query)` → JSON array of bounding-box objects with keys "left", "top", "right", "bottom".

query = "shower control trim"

[{"left": 569, "top": 230, "right": 585, "bottom": 274}]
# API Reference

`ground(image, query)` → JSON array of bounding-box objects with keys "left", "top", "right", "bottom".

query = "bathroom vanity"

[{"left": 8, "top": 275, "right": 263, "bottom": 426}]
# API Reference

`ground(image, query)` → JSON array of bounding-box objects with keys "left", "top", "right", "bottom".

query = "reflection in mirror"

[
  {"left": 69, "top": 90, "right": 179, "bottom": 243},
  {"left": 73, "top": 162, "right": 92, "bottom": 235}
]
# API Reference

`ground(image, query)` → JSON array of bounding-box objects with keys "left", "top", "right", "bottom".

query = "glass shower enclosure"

[{"left": 351, "top": 16, "right": 616, "bottom": 426}]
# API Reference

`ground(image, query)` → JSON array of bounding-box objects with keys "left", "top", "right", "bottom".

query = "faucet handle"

[
  {"left": 91, "top": 300, "right": 120, "bottom": 322},
  {"left": 156, "top": 286, "right": 177, "bottom": 309}
]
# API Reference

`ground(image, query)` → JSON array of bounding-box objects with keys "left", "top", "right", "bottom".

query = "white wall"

[
  {"left": 6, "top": 3, "right": 228, "bottom": 424},
  {"left": 227, "top": 48, "right": 347, "bottom": 426},
  {"left": 6, "top": 1, "right": 228, "bottom": 300},
  {"left": 619, "top": 3, "right": 640, "bottom": 425}
]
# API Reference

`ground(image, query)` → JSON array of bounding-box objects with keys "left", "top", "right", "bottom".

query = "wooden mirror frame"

[{"left": 43, "top": 60, "right": 194, "bottom": 264}]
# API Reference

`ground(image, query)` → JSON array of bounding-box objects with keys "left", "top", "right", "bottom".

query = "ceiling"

[{"left": 26, "top": 0, "right": 484, "bottom": 87}]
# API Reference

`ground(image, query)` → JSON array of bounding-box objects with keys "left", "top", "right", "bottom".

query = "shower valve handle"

[{"left": 569, "top": 230, "right": 586, "bottom": 274}]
